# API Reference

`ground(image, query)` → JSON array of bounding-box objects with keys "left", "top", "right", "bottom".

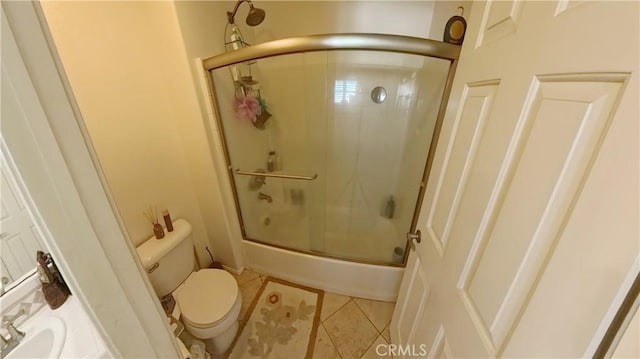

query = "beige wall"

[
  {"left": 428, "top": 1, "right": 473, "bottom": 39},
  {"left": 171, "top": 0, "right": 247, "bottom": 270},
  {"left": 41, "top": 1, "right": 241, "bottom": 269},
  {"left": 250, "top": 1, "right": 435, "bottom": 42}
]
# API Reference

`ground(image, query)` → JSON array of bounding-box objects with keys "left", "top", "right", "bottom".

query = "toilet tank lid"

[{"left": 136, "top": 219, "right": 192, "bottom": 269}]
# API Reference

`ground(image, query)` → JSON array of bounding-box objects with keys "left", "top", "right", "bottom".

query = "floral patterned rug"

[{"left": 227, "top": 278, "right": 323, "bottom": 359}]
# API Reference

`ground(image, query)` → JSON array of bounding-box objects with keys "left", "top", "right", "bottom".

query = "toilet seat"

[{"left": 177, "top": 269, "right": 239, "bottom": 328}]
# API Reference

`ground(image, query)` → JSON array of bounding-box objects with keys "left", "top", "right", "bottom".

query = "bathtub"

[{"left": 241, "top": 201, "right": 405, "bottom": 301}]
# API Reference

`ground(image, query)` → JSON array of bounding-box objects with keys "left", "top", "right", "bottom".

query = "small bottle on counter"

[{"left": 163, "top": 209, "right": 174, "bottom": 232}]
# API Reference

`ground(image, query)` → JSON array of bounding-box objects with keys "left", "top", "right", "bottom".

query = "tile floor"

[{"left": 230, "top": 269, "right": 395, "bottom": 359}]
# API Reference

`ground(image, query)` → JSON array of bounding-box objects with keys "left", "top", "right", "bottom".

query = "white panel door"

[
  {"left": 391, "top": 1, "right": 638, "bottom": 357},
  {"left": 0, "top": 148, "right": 45, "bottom": 283}
]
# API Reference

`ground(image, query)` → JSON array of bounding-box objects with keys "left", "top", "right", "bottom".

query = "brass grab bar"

[{"left": 234, "top": 169, "right": 318, "bottom": 181}]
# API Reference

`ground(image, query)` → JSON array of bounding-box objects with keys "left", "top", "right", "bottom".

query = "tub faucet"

[
  {"left": 258, "top": 192, "right": 272, "bottom": 203},
  {"left": 1, "top": 311, "right": 26, "bottom": 358}
]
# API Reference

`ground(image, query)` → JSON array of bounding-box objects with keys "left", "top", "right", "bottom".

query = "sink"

[{"left": 5, "top": 316, "right": 66, "bottom": 359}]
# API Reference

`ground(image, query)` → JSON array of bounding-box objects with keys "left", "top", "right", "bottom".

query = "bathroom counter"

[
  {"left": 0, "top": 273, "right": 112, "bottom": 358},
  {"left": 43, "top": 294, "right": 111, "bottom": 358}
]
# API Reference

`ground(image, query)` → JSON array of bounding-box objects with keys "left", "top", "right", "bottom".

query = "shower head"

[
  {"left": 246, "top": 4, "right": 266, "bottom": 26},
  {"left": 227, "top": 0, "right": 266, "bottom": 27}
]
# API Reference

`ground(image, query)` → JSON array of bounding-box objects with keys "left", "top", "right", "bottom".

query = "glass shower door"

[
  {"left": 210, "top": 52, "right": 325, "bottom": 255},
  {"left": 209, "top": 49, "right": 450, "bottom": 265},
  {"left": 319, "top": 52, "right": 450, "bottom": 265}
]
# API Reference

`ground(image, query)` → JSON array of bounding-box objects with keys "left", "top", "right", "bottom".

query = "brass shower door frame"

[{"left": 202, "top": 33, "right": 461, "bottom": 267}]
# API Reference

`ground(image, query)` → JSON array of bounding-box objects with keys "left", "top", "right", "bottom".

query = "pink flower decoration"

[{"left": 235, "top": 95, "right": 262, "bottom": 122}]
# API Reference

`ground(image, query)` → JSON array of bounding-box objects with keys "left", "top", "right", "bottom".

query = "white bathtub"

[
  {"left": 242, "top": 202, "right": 405, "bottom": 301},
  {"left": 243, "top": 240, "right": 403, "bottom": 301}
]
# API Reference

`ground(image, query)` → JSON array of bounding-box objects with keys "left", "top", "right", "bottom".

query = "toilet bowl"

[
  {"left": 135, "top": 219, "right": 241, "bottom": 355},
  {"left": 174, "top": 269, "right": 241, "bottom": 355}
]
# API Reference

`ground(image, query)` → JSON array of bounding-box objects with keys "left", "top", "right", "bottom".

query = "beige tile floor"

[{"left": 230, "top": 269, "right": 395, "bottom": 359}]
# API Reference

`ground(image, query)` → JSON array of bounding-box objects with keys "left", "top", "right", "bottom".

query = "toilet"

[{"left": 136, "top": 219, "right": 241, "bottom": 355}]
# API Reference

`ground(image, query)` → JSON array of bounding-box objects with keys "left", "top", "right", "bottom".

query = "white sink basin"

[{"left": 5, "top": 316, "right": 66, "bottom": 359}]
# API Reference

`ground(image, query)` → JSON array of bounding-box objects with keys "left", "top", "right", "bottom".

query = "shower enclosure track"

[
  {"left": 203, "top": 33, "right": 461, "bottom": 70},
  {"left": 203, "top": 33, "right": 461, "bottom": 267}
]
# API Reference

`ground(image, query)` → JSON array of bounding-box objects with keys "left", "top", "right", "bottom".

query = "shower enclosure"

[{"left": 204, "top": 34, "right": 459, "bottom": 266}]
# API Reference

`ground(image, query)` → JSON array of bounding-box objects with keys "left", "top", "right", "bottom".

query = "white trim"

[
  {"left": 584, "top": 256, "right": 640, "bottom": 358},
  {"left": 428, "top": 326, "right": 445, "bottom": 358},
  {"left": 194, "top": 57, "right": 246, "bottom": 270}
]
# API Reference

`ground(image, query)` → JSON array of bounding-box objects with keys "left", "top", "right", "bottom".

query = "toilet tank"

[{"left": 136, "top": 219, "right": 195, "bottom": 297}]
